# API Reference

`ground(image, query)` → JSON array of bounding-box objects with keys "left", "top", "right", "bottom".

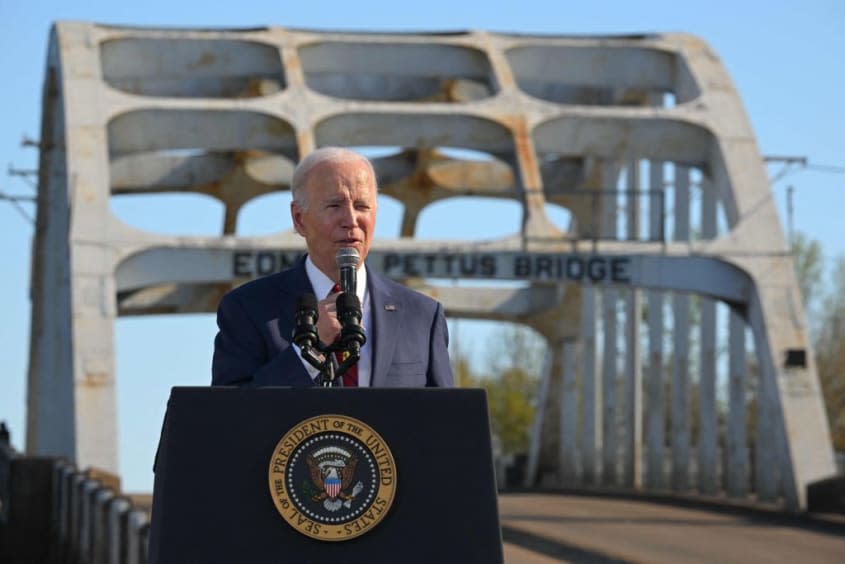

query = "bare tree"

[{"left": 816, "top": 256, "right": 845, "bottom": 450}]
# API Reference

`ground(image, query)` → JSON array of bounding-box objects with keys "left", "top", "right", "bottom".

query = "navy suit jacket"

[{"left": 212, "top": 257, "right": 453, "bottom": 388}]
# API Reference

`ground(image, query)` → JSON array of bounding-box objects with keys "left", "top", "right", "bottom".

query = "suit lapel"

[{"left": 368, "top": 270, "right": 403, "bottom": 387}]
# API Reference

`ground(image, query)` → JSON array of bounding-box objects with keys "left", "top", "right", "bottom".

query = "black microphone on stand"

[
  {"left": 336, "top": 292, "right": 366, "bottom": 356},
  {"left": 336, "top": 247, "right": 359, "bottom": 295},
  {"left": 293, "top": 293, "right": 335, "bottom": 383},
  {"left": 334, "top": 247, "right": 365, "bottom": 372},
  {"left": 292, "top": 293, "right": 319, "bottom": 349}
]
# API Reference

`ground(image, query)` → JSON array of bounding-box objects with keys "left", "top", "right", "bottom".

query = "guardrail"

[
  {"left": 0, "top": 440, "right": 12, "bottom": 525},
  {"left": 0, "top": 443, "right": 149, "bottom": 563}
]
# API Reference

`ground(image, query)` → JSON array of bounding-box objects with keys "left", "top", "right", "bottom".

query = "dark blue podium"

[{"left": 149, "top": 387, "right": 503, "bottom": 563}]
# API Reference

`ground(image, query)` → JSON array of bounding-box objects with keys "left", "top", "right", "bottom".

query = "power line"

[
  {"left": 7, "top": 163, "right": 37, "bottom": 190},
  {"left": 806, "top": 163, "right": 845, "bottom": 175},
  {"left": 0, "top": 192, "right": 34, "bottom": 202},
  {"left": 764, "top": 155, "right": 845, "bottom": 183},
  {"left": 764, "top": 155, "right": 807, "bottom": 165},
  {"left": 764, "top": 155, "right": 807, "bottom": 184},
  {"left": 0, "top": 190, "right": 35, "bottom": 224},
  {"left": 4, "top": 157, "right": 37, "bottom": 224}
]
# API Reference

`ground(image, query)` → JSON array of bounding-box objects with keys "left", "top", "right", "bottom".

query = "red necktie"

[{"left": 330, "top": 284, "right": 358, "bottom": 387}]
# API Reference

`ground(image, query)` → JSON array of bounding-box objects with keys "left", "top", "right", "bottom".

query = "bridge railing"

[{"left": 0, "top": 442, "right": 149, "bottom": 564}]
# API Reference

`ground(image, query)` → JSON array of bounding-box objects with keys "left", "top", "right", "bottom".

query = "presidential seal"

[{"left": 268, "top": 414, "right": 397, "bottom": 541}]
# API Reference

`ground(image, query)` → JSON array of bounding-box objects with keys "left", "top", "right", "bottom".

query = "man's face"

[{"left": 291, "top": 157, "right": 378, "bottom": 280}]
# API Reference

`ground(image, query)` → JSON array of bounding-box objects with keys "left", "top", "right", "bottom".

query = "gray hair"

[{"left": 290, "top": 147, "right": 378, "bottom": 210}]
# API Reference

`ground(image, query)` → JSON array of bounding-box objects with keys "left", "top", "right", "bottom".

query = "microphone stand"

[
  {"left": 298, "top": 337, "right": 361, "bottom": 387},
  {"left": 293, "top": 286, "right": 364, "bottom": 387}
]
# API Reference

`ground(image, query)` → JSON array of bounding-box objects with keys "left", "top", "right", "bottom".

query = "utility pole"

[
  {"left": 763, "top": 155, "right": 807, "bottom": 249},
  {"left": 787, "top": 185, "right": 794, "bottom": 247}
]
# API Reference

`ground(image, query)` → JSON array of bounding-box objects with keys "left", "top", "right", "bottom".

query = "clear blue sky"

[{"left": 1, "top": 0, "right": 843, "bottom": 492}]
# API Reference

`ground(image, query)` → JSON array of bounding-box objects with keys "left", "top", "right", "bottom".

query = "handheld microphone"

[
  {"left": 292, "top": 293, "right": 319, "bottom": 349},
  {"left": 336, "top": 292, "right": 366, "bottom": 354},
  {"left": 336, "top": 247, "right": 360, "bottom": 295}
]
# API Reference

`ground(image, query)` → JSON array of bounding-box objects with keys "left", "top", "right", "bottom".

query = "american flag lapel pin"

[{"left": 384, "top": 304, "right": 396, "bottom": 311}]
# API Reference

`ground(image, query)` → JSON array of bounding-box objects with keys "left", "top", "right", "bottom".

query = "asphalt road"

[
  {"left": 131, "top": 491, "right": 844, "bottom": 562},
  {"left": 498, "top": 493, "right": 845, "bottom": 563}
]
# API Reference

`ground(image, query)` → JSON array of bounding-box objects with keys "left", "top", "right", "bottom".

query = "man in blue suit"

[{"left": 212, "top": 147, "right": 453, "bottom": 388}]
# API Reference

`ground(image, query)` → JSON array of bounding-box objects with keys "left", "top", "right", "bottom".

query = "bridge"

[{"left": 3, "top": 21, "right": 843, "bottom": 562}]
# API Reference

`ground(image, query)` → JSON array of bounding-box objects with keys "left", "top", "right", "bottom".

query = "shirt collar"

[{"left": 305, "top": 254, "right": 367, "bottom": 302}]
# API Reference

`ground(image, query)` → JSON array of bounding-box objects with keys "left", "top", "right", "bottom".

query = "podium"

[{"left": 148, "top": 387, "right": 504, "bottom": 563}]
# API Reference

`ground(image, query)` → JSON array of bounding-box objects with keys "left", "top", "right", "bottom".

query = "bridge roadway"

[
  {"left": 498, "top": 492, "right": 845, "bottom": 563},
  {"left": 127, "top": 491, "right": 845, "bottom": 561}
]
